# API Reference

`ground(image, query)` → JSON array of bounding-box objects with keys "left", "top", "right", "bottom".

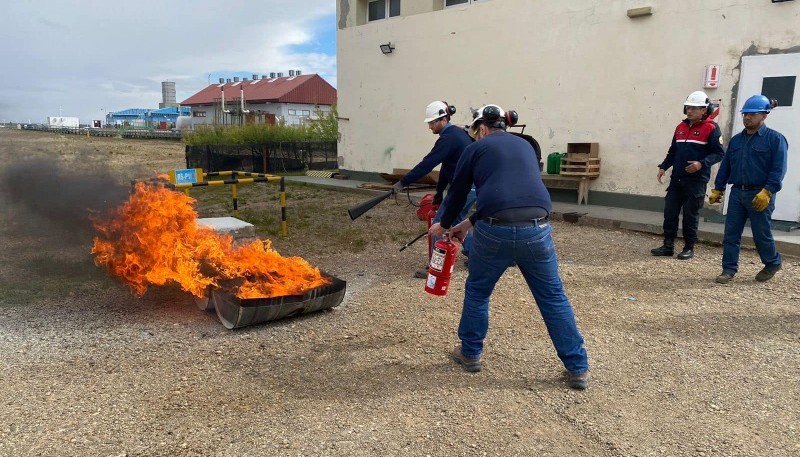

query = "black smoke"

[{"left": 0, "top": 158, "right": 131, "bottom": 246}]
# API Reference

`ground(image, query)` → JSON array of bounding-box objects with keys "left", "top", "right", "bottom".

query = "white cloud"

[{"left": 0, "top": 0, "right": 335, "bottom": 123}]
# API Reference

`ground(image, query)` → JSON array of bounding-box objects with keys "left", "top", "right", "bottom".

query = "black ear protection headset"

[
  {"left": 479, "top": 105, "right": 519, "bottom": 129},
  {"left": 439, "top": 101, "right": 456, "bottom": 119},
  {"left": 705, "top": 100, "right": 717, "bottom": 118}
]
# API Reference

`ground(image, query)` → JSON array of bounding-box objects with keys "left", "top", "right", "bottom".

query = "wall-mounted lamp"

[
  {"left": 379, "top": 42, "right": 395, "bottom": 55},
  {"left": 627, "top": 6, "right": 653, "bottom": 18}
]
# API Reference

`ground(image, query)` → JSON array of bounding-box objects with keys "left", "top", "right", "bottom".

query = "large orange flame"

[{"left": 91, "top": 181, "right": 329, "bottom": 299}]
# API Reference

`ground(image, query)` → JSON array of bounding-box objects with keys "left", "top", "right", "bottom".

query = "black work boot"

[
  {"left": 650, "top": 241, "right": 674, "bottom": 257},
  {"left": 677, "top": 246, "right": 694, "bottom": 260}
]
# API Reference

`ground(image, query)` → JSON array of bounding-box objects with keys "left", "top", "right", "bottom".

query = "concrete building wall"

[{"left": 336, "top": 0, "right": 800, "bottom": 198}]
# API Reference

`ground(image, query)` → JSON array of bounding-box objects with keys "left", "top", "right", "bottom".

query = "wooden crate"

[
  {"left": 560, "top": 157, "right": 600, "bottom": 177},
  {"left": 566, "top": 142, "right": 599, "bottom": 159}
]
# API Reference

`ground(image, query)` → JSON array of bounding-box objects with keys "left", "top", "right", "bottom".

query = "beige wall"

[{"left": 336, "top": 0, "right": 800, "bottom": 196}]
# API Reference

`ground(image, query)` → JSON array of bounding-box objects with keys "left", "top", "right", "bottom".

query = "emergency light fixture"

[
  {"left": 627, "top": 6, "right": 653, "bottom": 18},
  {"left": 379, "top": 42, "right": 395, "bottom": 54}
]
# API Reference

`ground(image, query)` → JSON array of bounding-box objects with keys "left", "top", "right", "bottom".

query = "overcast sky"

[{"left": 0, "top": 1, "right": 336, "bottom": 124}]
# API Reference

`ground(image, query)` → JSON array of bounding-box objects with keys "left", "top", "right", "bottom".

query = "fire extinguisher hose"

[{"left": 399, "top": 231, "right": 428, "bottom": 251}]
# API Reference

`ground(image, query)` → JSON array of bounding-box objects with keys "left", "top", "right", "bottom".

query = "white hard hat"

[
  {"left": 424, "top": 101, "right": 455, "bottom": 123},
  {"left": 684, "top": 91, "right": 709, "bottom": 107},
  {"left": 468, "top": 104, "right": 519, "bottom": 138}
]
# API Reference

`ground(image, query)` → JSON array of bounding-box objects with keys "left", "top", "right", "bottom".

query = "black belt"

[
  {"left": 481, "top": 216, "right": 549, "bottom": 226},
  {"left": 731, "top": 184, "right": 762, "bottom": 191}
]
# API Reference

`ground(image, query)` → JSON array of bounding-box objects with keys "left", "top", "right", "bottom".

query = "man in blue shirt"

[
  {"left": 392, "top": 101, "right": 476, "bottom": 278},
  {"left": 709, "top": 95, "right": 788, "bottom": 284},
  {"left": 429, "top": 104, "right": 590, "bottom": 390}
]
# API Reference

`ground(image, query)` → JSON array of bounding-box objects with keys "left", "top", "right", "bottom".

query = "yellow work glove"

[
  {"left": 708, "top": 189, "right": 723, "bottom": 204},
  {"left": 752, "top": 189, "right": 771, "bottom": 212}
]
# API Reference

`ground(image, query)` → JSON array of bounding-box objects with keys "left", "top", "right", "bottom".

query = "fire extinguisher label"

[
  {"left": 426, "top": 274, "right": 437, "bottom": 289},
  {"left": 430, "top": 248, "right": 446, "bottom": 272}
]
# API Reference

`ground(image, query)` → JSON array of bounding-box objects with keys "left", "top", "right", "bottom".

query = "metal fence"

[
  {"left": 185, "top": 141, "right": 337, "bottom": 173},
  {"left": 19, "top": 124, "right": 182, "bottom": 140}
]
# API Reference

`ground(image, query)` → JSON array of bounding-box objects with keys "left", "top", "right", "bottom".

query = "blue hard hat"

[{"left": 741, "top": 95, "right": 771, "bottom": 113}]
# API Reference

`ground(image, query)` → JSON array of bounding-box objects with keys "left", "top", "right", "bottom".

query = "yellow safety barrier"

[{"left": 166, "top": 169, "right": 287, "bottom": 237}]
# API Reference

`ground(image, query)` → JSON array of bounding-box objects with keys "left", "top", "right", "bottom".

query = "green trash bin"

[{"left": 546, "top": 152, "right": 566, "bottom": 174}]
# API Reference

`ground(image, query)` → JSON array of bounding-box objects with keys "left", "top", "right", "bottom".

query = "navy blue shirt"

[
  {"left": 440, "top": 131, "right": 551, "bottom": 228},
  {"left": 714, "top": 124, "right": 788, "bottom": 194},
  {"left": 400, "top": 123, "right": 473, "bottom": 196}
]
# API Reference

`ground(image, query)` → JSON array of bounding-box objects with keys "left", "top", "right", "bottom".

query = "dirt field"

[{"left": 0, "top": 128, "right": 798, "bottom": 457}]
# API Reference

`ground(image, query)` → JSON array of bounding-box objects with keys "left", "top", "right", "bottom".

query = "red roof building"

[{"left": 180, "top": 73, "right": 336, "bottom": 126}]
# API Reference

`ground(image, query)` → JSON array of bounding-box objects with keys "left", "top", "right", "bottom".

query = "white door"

[{"left": 728, "top": 53, "right": 800, "bottom": 222}]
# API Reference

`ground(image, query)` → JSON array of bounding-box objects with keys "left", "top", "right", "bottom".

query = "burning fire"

[{"left": 91, "top": 181, "right": 330, "bottom": 299}]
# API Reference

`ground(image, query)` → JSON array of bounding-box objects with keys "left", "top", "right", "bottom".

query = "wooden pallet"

[{"left": 560, "top": 157, "right": 600, "bottom": 177}]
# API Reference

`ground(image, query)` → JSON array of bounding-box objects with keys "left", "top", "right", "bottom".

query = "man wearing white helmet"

[
  {"left": 651, "top": 91, "right": 724, "bottom": 260},
  {"left": 392, "top": 101, "right": 476, "bottom": 278},
  {"left": 429, "top": 104, "right": 590, "bottom": 390}
]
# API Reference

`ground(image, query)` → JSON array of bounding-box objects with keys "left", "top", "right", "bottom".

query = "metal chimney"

[
  {"left": 289, "top": 70, "right": 295, "bottom": 76},
  {"left": 233, "top": 77, "right": 240, "bottom": 82},
  {"left": 277, "top": 72, "right": 283, "bottom": 77},
  {"left": 226, "top": 78, "right": 231, "bottom": 83},
  {"left": 252, "top": 74, "right": 259, "bottom": 80},
  {"left": 262, "top": 75, "right": 268, "bottom": 80},
  {"left": 218, "top": 78, "right": 225, "bottom": 84},
  {"left": 296, "top": 70, "right": 302, "bottom": 75},
  {"left": 270, "top": 72, "right": 276, "bottom": 78}
]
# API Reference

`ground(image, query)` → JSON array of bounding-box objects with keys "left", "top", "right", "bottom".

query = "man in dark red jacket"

[{"left": 651, "top": 91, "right": 724, "bottom": 260}]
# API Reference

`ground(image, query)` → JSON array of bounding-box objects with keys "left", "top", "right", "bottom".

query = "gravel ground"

[{"left": 0, "top": 129, "right": 798, "bottom": 456}]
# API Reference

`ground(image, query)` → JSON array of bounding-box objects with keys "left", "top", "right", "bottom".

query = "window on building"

[
  {"left": 369, "top": 0, "right": 400, "bottom": 21},
  {"left": 301, "top": 110, "right": 311, "bottom": 116},
  {"left": 445, "top": 0, "right": 487, "bottom": 6},
  {"left": 288, "top": 109, "right": 297, "bottom": 115},
  {"left": 192, "top": 111, "right": 206, "bottom": 118},
  {"left": 761, "top": 76, "right": 796, "bottom": 108}
]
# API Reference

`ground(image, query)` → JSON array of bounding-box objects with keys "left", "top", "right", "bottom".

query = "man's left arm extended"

[
  {"left": 765, "top": 133, "right": 788, "bottom": 194},
  {"left": 400, "top": 138, "right": 450, "bottom": 187}
]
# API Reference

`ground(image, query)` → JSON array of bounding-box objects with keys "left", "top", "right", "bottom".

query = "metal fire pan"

[
  {"left": 194, "top": 286, "right": 214, "bottom": 312},
  {"left": 211, "top": 273, "right": 346, "bottom": 329}
]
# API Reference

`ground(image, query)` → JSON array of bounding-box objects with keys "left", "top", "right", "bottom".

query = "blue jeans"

[
  {"left": 722, "top": 187, "right": 781, "bottom": 274},
  {"left": 431, "top": 187, "right": 477, "bottom": 257},
  {"left": 459, "top": 220, "right": 589, "bottom": 374}
]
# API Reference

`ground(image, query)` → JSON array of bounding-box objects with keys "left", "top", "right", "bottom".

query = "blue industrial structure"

[{"left": 106, "top": 106, "right": 191, "bottom": 128}]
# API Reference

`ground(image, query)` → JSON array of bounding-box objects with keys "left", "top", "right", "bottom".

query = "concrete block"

[{"left": 197, "top": 217, "right": 256, "bottom": 243}]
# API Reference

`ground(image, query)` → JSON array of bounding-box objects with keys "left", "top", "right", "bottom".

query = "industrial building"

[
  {"left": 180, "top": 72, "right": 337, "bottom": 127},
  {"left": 335, "top": 0, "right": 800, "bottom": 222},
  {"left": 105, "top": 106, "right": 191, "bottom": 129},
  {"left": 106, "top": 80, "right": 191, "bottom": 128}
]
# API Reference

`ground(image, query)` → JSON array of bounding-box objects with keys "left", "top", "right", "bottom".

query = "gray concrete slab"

[
  {"left": 284, "top": 176, "right": 800, "bottom": 257},
  {"left": 197, "top": 216, "right": 256, "bottom": 243}
]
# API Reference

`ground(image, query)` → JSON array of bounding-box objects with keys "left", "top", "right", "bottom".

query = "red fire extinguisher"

[
  {"left": 416, "top": 193, "right": 440, "bottom": 258},
  {"left": 424, "top": 237, "right": 459, "bottom": 296},
  {"left": 426, "top": 206, "right": 437, "bottom": 258}
]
